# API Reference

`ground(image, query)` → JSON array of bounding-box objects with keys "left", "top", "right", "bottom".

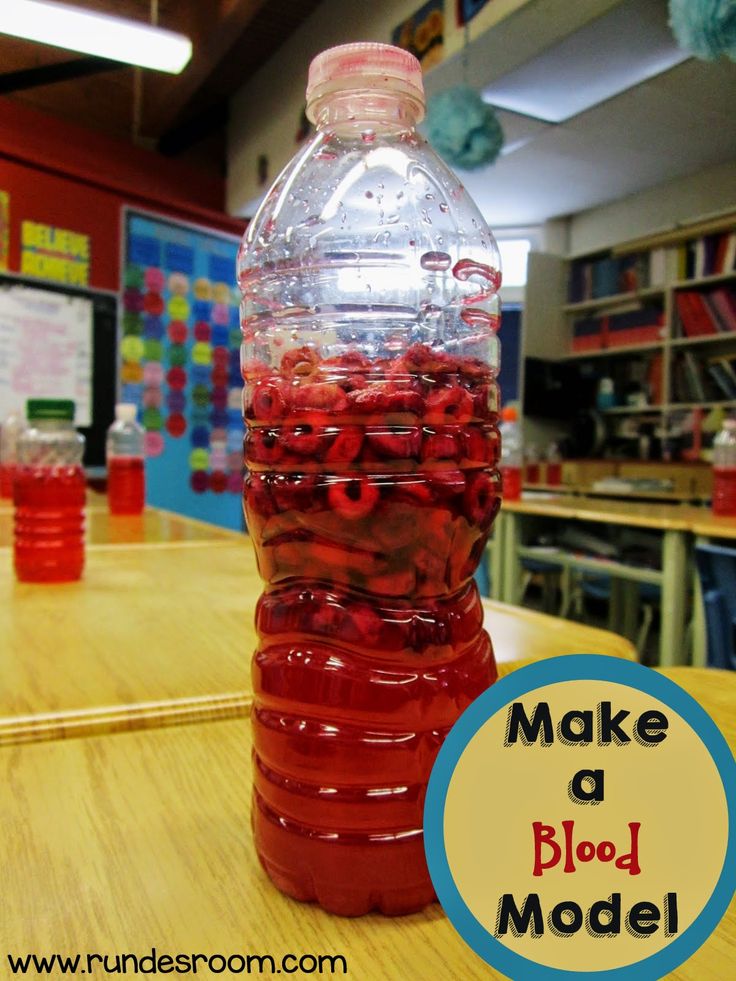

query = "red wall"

[{"left": 0, "top": 98, "right": 246, "bottom": 292}]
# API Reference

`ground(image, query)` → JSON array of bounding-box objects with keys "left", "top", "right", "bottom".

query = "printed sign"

[
  {"left": 0, "top": 284, "right": 92, "bottom": 425},
  {"left": 21, "top": 221, "right": 90, "bottom": 287},
  {"left": 425, "top": 656, "right": 736, "bottom": 979}
]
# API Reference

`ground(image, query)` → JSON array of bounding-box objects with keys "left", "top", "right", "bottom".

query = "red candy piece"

[
  {"left": 251, "top": 380, "right": 288, "bottom": 421},
  {"left": 281, "top": 424, "right": 323, "bottom": 457},
  {"left": 425, "top": 386, "right": 473, "bottom": 423},
  {"left": 280, "top": 346, "right": 320, "bottom": 379},
  {"left": 464, "top": 470, "right": 498, "bottom": 525},
  {"left": 327, "top": 475, "right": 379, "bottom": 519},
  {"left": 325, "top": 426, "right": 364, "bottom": 463},
  {"left": 366, "top": 426, "right": 421, "bottom": 459},
  {"left": 291, "top": 382, "right": 349, "bottom": 413},
  {"left": 249, "top": 428, "right": 284, "bottom": 465},
  {"left": 271, "top": 473, "right": 319, "bottom": 512},
  {"left": 421, "top": 427, "right": 460, "bottom": 462},
  {"left": 348, "top": 385, "right": 425, "bottom": 416}
]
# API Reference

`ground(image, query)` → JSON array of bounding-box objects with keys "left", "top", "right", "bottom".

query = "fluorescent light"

[
  {"left": 482, "top": 0, "right": 688, "bottom": 123},
  {"left": 0, "top": 0, "right": 192, "bottom": 74}
]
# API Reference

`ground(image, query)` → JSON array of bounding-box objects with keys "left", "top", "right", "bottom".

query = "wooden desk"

[
  {"left": 0, "top": 503, "right": 239, "bottom": 549},
  {"left": 0, "top": 666, "right": 731, "bottom": 980},
  {"left": 0, "top": 523, "right": 634, "bottom": 745},
  {"left": 498, "top": 495, "right": 691, "bottom": 667},
  {"left": 483, "top": 600, "right": 635, "bottom": 673}
]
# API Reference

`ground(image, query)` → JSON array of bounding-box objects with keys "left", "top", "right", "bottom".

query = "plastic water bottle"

[
  {"left": 14, "top": 399, "right": 85, "bottom": 582},
  {"left": 499, "top": 405, "right": 523, "bottom": 500},
  {"left": 712, "top": 418, "right": 736, "bottom": 516},
  {"left": 106, "top": 403, "right": 145, "bottom": 515},
  {"left": 0, "top": 408, "right": 27, "bottom": 499},
  {"left": 238, "top": 42, "right": 501, "bottom": 916}
]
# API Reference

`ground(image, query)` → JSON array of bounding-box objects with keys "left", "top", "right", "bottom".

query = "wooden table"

[
  {"left": 0, "top": 666, "right": 731, "bottom": 980},
  {"left": 498, "top": 496, "right": 692, "bottom": 667},
  {"left": 0, "top": 516, "right": 635, "bottom": 745},
  {"left": 0, "top": 500, "right": 239, "bottom": 549}
]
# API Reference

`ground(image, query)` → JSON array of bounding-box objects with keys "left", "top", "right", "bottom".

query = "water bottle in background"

[
  {"left": 712, "top": 418, "right": 736, "bottom": 516},
  {"left": 546, "top": 441, "right": 562, "bottom": 486},
  {"left": 106, "top": 403, "right": 145, "bottom": 515},
  {"left": 238, "top": 42, "right": 502, "bottom": 916},
  {"left": 499, "top": 406, "right": 523, "bottom": 500},
  {"left": 0, "top": 408, "right": 27, "bottom": 499},
  {"left": 14, "top": 399, "right": 85, "bottom": 583}
]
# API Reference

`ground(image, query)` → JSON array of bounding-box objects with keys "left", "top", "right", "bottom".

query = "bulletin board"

[{"left": 121, "top": 209, "right": 244, "bottom": 531}]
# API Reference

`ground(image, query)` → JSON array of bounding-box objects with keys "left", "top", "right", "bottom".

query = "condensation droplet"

[
  {"left": 421, "top": 209, "right": 432, "bottom": 226},
  {"left": 365, "top": 190, "right": 374, "bottom": 199},
  {"left": 361, "top": 130, "right": 375, "bottom": 144},
  {"left": 425, "top": 193, "right": 435, "bottom": 201},
  {"left": 439, "top": 202, "right": 449, "bottom": 213}
]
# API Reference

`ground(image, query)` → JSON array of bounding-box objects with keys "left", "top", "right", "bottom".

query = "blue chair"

[
  {"left": 571, "top": 574, "right": 660, "bottom": 657},
  {"left": 695, "top": 543, "right": 736, "bottom": 670}
]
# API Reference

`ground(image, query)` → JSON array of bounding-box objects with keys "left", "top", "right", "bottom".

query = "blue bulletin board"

[{"left": 121, "top": 209, "right": 244, "bottom": 531}]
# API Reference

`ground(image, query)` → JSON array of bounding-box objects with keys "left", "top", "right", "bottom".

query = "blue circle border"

[{"left": 424, "top": 655, "right": 736, "bottom": 981}]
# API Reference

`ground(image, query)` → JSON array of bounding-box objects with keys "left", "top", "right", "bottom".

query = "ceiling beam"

[
  {"left": 0, "top": 58, "right": 121, "bottom": 95},
  {"left": 142, "top": 0, "right": 269, "bottom": 138}
]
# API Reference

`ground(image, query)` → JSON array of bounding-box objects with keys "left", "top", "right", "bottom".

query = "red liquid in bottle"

[
  {"left": 526, "top": 462, "right": 540, "bottom": 484},
  {"left": 244, "top": 345, "right": 500, "bottom": 915},
  {"left": 546, "top": 461, "right": 562, "bottom": 486},
  {"left": 713, "top": 467, "right": 736, "bottom": 516},
  {"left": 501, "top": 465, "right": 522, "bottom": 500},
  {"left": 13, "top": 465, "right": 85, "bottom": 582},
  {"left": 108, "top": 457, "right": 145, "bottom": 514},
  {"left": 0, "top": 463, "right": 14, "bottom": 499}
]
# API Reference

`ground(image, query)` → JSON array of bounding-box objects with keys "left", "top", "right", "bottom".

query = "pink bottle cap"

[{"left": 306, "top": 42, "right": 425, "bottom": 122}]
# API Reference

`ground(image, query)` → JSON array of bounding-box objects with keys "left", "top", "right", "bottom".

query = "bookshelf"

[{"left": 524, "top": 212, "right": 736, "bottom": 445}]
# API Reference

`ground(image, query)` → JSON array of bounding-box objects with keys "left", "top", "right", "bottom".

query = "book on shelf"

[
  {"left": 677, "top": 231, "right": 736, "bottom": 280},
  {"left": 706, "top": 356, "right": 736, "bottom": 399},
  {"left": 703, "top": 288, "right": 736, "bottom": 333},
  {"left": 675, "top": 291, "right": 718, "bottom": 337},
  {"left": 568, "top": 250, "right": 650, "bottom": 302},
  {"left": 682, "top": 350, "right": 708, "bottom": 401}
]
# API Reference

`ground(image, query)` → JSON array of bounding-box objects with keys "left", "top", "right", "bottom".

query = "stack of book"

[{"left": 571, "top": 305, "right": 665, "bottom": 352}]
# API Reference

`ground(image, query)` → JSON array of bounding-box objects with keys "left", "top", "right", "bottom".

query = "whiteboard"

[{"left": 0, "top": 284, "right": 93, "bottom": 426}]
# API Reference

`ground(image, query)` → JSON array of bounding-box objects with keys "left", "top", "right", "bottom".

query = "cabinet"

[{"left": 523, "top": 212, "right": 736, "bottom": 458}]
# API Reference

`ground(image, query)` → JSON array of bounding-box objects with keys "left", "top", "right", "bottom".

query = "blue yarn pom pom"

[
  {"left": 669, "top": 0, "right": 736, "bottom": 61},
  {"left": 425, "top": 85, "right": 504, "bottom": 171}
]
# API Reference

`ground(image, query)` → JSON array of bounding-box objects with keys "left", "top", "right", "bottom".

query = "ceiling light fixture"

[{"left": 0, "top": 0, "right": 192, "bottom": 74}]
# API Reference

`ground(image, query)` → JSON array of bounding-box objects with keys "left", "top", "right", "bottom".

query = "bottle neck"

[{"left": 312, "top": 90, "right": 422, "bottom": 136}]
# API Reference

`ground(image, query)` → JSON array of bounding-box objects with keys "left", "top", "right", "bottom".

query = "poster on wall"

[
  {"left": 0, "top": 284, "right": 92, "bottom": 423},
  {"left": 392, "top": 0, "right": 444, "bottom": 69},
  {"left": 121, "top": 209, "right": 243, "bottom": 531}
]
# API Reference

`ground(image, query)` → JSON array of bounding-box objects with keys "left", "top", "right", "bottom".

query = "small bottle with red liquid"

[
  {"left": 712, "top": 418, "right": 736, "bottom": 516},
  {"left": 499, "top": 405, "right": 523, "bottom": 501},
  {"left": 546, "top": 442, "right": 562, "bottom": 487},
  {"left": 525, "top": 443, "right": 540, "bottom": 484},
  {"left": 14, "top": 399, "right": 85, "bottom": 583},
  {"left": 106, "top": 403, "right": 145, "bottom": 515},
  {"left": 0, "top": 408, "right": 27, "bottom": 499},
  {"left": 238, "top": 42, "right": 502, "bottom": 916}
]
